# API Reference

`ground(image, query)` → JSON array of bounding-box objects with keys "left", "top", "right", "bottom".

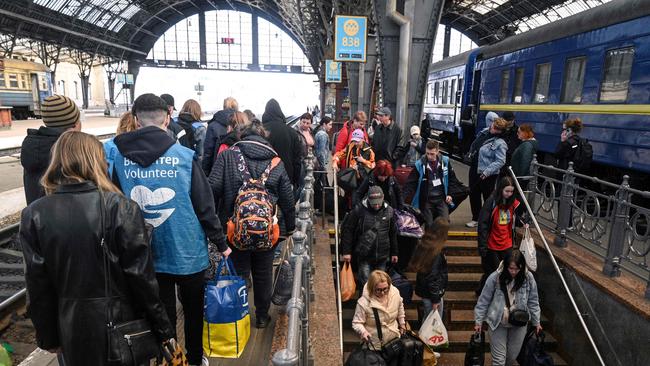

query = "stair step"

[
  {"left": 444, "top": 240, "right": 479, "bottom": 256},
  {"left": 435, "top": 351, "right": 568, "bottom": 366},
  {"left": 445, "top": 330, "right": 559, "bottom": 353},
  {"left": 446, "top": 256, "right": 482, "bottom": 272}
]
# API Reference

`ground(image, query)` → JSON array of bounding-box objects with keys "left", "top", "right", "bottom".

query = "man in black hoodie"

[
  {"left": 21, "top": 94, "right": 81, "bottom": 205},
  {"left": 111, "top": 94, "right": 230, "bottom": 366},
  {"left": 262, "top": 99, "right": 303, "bottom": 189}
]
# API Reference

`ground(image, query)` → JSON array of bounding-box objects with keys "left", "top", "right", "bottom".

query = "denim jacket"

[
  {"left": 475, "top": 128, "right": 507, "bottom": 177},
  {"left": 474, "top": 264, "right": 541, "bottom": 331}
]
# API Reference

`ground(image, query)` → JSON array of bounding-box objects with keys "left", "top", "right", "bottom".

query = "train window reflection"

[
  {"left": 533, "top": 63, "right": 551, "bottom": 103},
  {"left": 561, "top": 57, "right": 586, "bottom": 103},
  {"left": 0, "top": 73, "right": 5, "bottom": 88},
  {"left": 442, "top": 80, "right": 449, "bottom": 105},
  {"left": 512, "top": 68, "right": 524, "bottom": 103},
  {"left": 434, "top": 81, "right": 439, "bottom": 104},
  {"left": 600, "top": 47, "right": 634, "bottom": 103},
  {"left": 500, "top": 70, "right": 510, "bottom": 103}
]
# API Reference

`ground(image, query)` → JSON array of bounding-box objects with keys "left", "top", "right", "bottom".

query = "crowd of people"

[{"left": 17, "top": 92, "right": 588, "bottom": 365}]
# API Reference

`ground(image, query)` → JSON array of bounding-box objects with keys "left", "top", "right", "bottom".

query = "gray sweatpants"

[{"left": 488, "top": 323, "right": 528, "bottom": 366}]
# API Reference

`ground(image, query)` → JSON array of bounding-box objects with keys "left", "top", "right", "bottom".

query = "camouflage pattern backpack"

[{"left": 226, "top": 145, "right": 281, "bottom": 250}]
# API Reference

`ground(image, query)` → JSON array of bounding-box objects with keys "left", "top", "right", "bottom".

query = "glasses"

[{"left": 374, "top": 287, "right": 389, "bottom": 294}]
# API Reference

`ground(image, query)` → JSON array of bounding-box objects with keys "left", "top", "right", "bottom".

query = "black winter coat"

[
  {"left": 477, "top": 195, "right": 525, "bottom": 255},
  {"left": 20, "top": 126, "right": 66, "bottom": 205},
  {"left": 203, "top": 108, "right": 235, "bottom": 174},
  {"left": 415, "top": 253, "right": 448, "bottom": 303},
  {"left": 262, "top": 99, "right": 303, "bottom": 186},
  {"left": 20, "top": 182, "right": 173, "bottom": 366},
  {"left": 340, "top": 201, "right": 398, "bottom": 263},
  {"left": 371, "top": 121, "right": 406, "bottom": 164},
  {"left": 554, "top": 134, "right": 580, "bottom": 170},
  {"left": 354, "top": 174, "right": 404, "bottom": 210},
  {"left": 208, "top": 134, "right": 296, "bottom": 233}
]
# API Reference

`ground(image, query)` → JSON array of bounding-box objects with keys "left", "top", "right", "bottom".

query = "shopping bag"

[
  {"left": 340, "top": 262, "right": 356, "bottom": 302},
  {"left": 519, "top": 227, "right": 537, "bottom": 271},
  {"left": 203, "top": 258, "right": 250, "bottom": 358},
  {"left": 395, "top": 209, "right": 424, "bottom": 238},
  {"left": 160, "top": 340, "right": 189, "bottom": 366},
  {"left": 419, "top": 309, "right": 448, "bottom": 348}
]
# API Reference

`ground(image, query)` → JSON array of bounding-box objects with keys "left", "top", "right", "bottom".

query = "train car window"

[
  {"left": 499, "top": 70, "right": 510, "bottom": 103},
  {"left": 434, "top": 81, "right": 439, "bottom": 104},
  {"left": 451, "top": 79, "right": 457, "bottom": 105},
  {"left": 561, "top": 57, "right": 586, "bottom": 103},
  {"left": 459, "top": 78, "right": 464, "bottom": 92},
  {"left": 8, "top": 74, "right": 18, "bottom": 88},
  {"left": 442, "top": 80, "right": 449, "bottom": 105},
  {"left": 20, "top": 74, "right": 27, "bottom": 89},
  {"left": 0, "top": 73, "right": 5, "bottom": 88},
  {"left": 512, "top": 68, "right": 524, "bottom": 103},
  {"left": 600, "top": 47, "right": 634, "bottom": 103},
  {"left": 533, "top": 63, "right": 551, "bottom": 103}
]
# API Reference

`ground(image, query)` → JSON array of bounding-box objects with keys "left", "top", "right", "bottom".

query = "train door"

[{"left": 30, "top": 73, "right": 41, "bottom": 117}]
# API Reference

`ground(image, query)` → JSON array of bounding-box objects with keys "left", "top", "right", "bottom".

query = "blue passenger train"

[{"left": 424, "top": 0, "right": 650, "bottom": 186}]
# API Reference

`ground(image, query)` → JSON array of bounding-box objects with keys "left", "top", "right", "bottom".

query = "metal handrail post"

[
  {"left": 603, "top": 175, "right": 631, "bottom": 277},
  {"left": 272, "top": 230, "right": 308, "bottom": 366},
  {"left": 332, "top": 169, "right": 344, "bottom": 357},
  {"left": 554, "top": 162, "right": 575, "bottom": 247},
  {"left": 508, "top": 167, "right": 606, "bottom": 366}
]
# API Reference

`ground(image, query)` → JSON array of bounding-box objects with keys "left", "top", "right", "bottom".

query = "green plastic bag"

[{"left": 0, "top": 343, "right": 12, "bottom": 366}]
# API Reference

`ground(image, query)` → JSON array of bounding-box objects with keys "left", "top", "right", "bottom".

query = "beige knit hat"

[{"left": 41, "top": 95, "right": 80, "bottom": 129}]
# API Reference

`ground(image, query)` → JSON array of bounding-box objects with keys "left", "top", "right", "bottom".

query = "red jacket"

[{"left": 334, "top": 122, "right": 369, "bottom": 153}]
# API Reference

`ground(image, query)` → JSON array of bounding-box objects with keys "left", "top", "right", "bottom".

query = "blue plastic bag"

[{"left": 203, "top": 258, "right": 250, "bottom": 358}]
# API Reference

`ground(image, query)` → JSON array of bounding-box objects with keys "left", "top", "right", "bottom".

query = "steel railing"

[
  {"left": 525, "top": 155, "right": 650, "bottom": 298},
  {"left": 272, "top": 150, "right": 317, "bottom": 366},
  {"left": 509, "top": 166, "right": 606, "bottom": 366}
]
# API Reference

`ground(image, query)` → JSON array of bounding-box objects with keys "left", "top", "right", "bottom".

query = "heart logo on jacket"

[{"left": 130, "top": 185, "right": 176, "bottom": 227}]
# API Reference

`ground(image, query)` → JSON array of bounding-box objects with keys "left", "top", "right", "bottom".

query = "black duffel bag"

[
  {"left": 337, "top": 167, "right": 358, "bottom": 191},
  {"left": 345, "top": 343, "right": 386, "bottom": 366}
]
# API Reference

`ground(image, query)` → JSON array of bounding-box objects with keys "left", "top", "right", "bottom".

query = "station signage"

[
  {"left": 334, "top": 15, "right": 367, "bottom": 62},
  {"left": 325, "top": 60, "right": 342, "bottom": 83},
  {"left": 116, "top": 73, "right": 134, "bottom": 85}
]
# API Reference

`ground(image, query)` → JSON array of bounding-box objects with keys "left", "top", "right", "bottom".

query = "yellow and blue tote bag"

[{"left": 203, "top": 258, "right": 250, "bottom": 358}]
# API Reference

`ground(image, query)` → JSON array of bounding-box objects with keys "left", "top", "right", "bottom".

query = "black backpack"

[
  {"left": 572, "top": 137, "right": 593, "bottom": 173},
  {"left": 388, "top": 266, "right": 413, "bottom": 304}
]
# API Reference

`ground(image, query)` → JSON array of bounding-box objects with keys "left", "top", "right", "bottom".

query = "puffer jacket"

[
  {"left": 20, "top": 182, "right": 173, "bottom": 366},
  {"left": 351, "top": 283, "right": 405, "bottom": 350},
  {"left": 474, "top": 262, "right": 541, "bottom": 331},
  {"left": 354, "top": 174, "right": 404, "bottom": 210},
  {"left": 340, "top": 200, "right": 398, "bottom": 263},
  {"left": 20, "top": 126, "right": 66, "bottom": 204},
  {"left": 208, "top": 134, "right": 296, "bottom": 233},
  {"left": 203, "top": 108, "right": 235, "bottom": 174},
  {"left": 415, "top": 252, "right": 448, "bottom": 303}
]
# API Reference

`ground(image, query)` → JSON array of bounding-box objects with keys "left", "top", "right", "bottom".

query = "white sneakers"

[
  {"left": 202, "top": 356, "right": 209, "bottom": 366},
  {"left": 465, "top": 220, "right": 478, "bottom": 228}
]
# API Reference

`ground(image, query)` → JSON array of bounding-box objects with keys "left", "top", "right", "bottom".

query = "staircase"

[{"left": 330, "top": 230, "right": 569, "bottom": 365}]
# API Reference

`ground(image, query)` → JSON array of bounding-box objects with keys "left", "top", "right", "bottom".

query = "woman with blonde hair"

[
  {"left": 217, "top": 111, "right": 251, "bottom": 155},
  {"left": 104, "top": 111, "right": 136, "bottom": 177},
  {"left": 352, "top": 270, "right": 406, "bottom": 364},
  {"left": 223, "top": 96, "right": 239, "bottom": 111},
  {"left": 20, "top": 131, "right": 174, "bottom": 365},
  {"left": 177, "top": 99, "right": 207, "bottom": 162}
]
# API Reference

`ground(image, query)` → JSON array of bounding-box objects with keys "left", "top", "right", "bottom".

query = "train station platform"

[{"left": 7, "top": 156, "right": 650, "bottom": 366}]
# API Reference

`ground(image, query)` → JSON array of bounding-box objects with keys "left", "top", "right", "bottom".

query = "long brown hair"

[
  {"left": 180, "top": 99, "right": 202, "bottom": 121},
  {"left": 41, "top": 131, "right": 122, "bottom": 195},
  {"left": 408, "top": 217, "right": 449, "bottom": 273}
]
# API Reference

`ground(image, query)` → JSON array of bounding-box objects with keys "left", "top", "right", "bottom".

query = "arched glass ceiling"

[
  {"left": 33, "top": 0, "right": 140, "bottom": 32},
  {"left": 146, "top": 10, "right": 312, "bottom": 73}
]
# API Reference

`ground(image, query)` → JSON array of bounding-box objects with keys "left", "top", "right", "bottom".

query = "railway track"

[
  {"left": 0, "top": 132, "right": 116, "bottom": 158},
  {"left": 0, "top": 223, "right": 25, "bottom": 318}
]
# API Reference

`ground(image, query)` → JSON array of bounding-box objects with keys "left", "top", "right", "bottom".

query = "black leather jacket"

[{"left": 20, "top": 182, "right": 173, "bottom": 366}]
